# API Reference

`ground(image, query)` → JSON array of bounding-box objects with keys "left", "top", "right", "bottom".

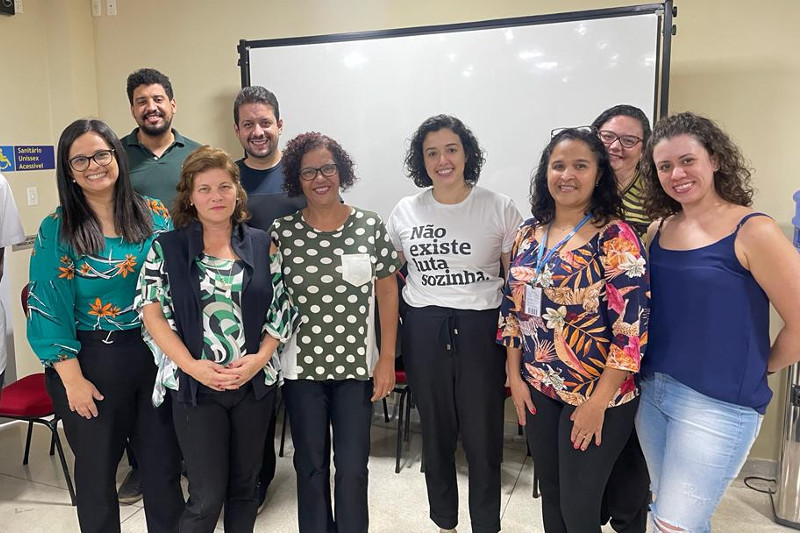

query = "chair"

[
  {"left": 278, "top": 389, "right": 289, "bottom": 457},
  {"left": 0, "top": 284, "right": 76, "bottom": 505},
  {"left": 392, "top": 370, "right": 417, "bottom": 474}
]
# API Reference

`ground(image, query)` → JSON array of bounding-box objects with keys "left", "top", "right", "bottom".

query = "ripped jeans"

[{"left": 635, "top": 373, "right": 762, "bottom": 533}]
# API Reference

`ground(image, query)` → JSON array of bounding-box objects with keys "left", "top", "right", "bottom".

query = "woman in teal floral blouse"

[
  {"left": 27, "top": 119, "right": 183, "bottom": 533},
  {"left": 498, "top": 128, "right": 649, "bottom": 532}
]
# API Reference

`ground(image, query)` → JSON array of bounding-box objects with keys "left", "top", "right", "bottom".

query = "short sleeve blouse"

[
  {"left": 135, "top": 239, "right": 298, "bottom": 406},
  {"left": 498, "top": 219, "right": 649, "bottom": 407},
  {"left": 271, "top": 207, "right": 400, "bottom": 381}
]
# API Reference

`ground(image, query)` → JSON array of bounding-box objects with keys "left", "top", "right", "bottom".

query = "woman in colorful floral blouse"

[
  {"left": 499, "top": 128, "right": 650, "bottom": 532},
  {"left": 137, "top": 146, "right": 297, "bottom": 533},
  {"left": 27, "top": 119, "right": 183, "bottom": 533}
]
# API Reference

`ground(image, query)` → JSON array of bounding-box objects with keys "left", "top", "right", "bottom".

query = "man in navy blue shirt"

[
  {"left": 233, "top": 86, "right": 305, "bottom": 513},
  {"left": 234, "top": 86, "right": 306, "bottom": 231}
]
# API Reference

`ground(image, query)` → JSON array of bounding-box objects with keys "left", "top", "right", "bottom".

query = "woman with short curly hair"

[
  {"left": 387, "top": 115, "right": 522, "bottom": 533},
  {"left": 636, "top": 112, "right": 800, "bottom": 533},
  {"left": 273, "top": 132, "right": 400, "bottom": 532}
]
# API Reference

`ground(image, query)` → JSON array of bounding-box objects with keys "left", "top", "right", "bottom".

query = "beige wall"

[
  {"left": 0, "top": 0, "right": 98, "bottom": 378},
  {"left": 1, "top": 0, "right": 798, "bottom": 460}
]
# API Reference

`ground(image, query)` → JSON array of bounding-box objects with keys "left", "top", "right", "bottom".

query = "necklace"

[{"left": 209, "top": 256, "right": 236, "bottom": 293}]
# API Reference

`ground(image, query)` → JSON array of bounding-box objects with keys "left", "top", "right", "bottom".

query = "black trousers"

[
  {"left": 171, "top": 383, "right": 275, "bottom": 533},
  {"left": 525, "top": 386, "right": 638, "bottom": 533},
  {"left": 257, "top": 398, "right": 278, "bottom": 496},
  {"left": 402, "top": 305, "right": 506, "bottom": 533},
  {"left": 283, "top": 378, "right": 373, "bottom": 533},
  {"left": 46, "top": 329, "right": 183, "bottom": 533},
  {"left": 600, "top": 427, "right": 650, "bottom": 532}
]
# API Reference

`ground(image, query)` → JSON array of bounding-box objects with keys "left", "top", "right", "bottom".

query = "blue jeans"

[{"left": 635, "top": 373, "right": 762, "bottom": 533}]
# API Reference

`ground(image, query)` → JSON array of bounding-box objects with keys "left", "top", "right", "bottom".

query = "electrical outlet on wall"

[
  {"left": 91, "top": 0, "right": 102, "bottom": 17},
  {"left": 106, "top": 0, "right": 116, "bottom": 16},
  {"left": 14, "top": 0, "right": 22, "bottom": 13},
  {"left": 26, "top": 186, "right": 38, "bottom": 206}
]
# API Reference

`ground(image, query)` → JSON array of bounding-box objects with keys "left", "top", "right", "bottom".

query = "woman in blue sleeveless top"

[{"left": 636, "top": 112, "right": 800, "bottom": 533}]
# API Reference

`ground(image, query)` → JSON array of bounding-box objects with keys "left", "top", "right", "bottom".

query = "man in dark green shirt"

[
  {"left": 118, "top": 68, "right": 199, "bottom": 504},
  {"left": 122, "top": 68, "right": 201, "bottom": 209}
]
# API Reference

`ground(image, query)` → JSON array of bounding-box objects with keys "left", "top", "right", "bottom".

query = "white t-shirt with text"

[{"left": 387, "top": 186, "right": 522, "bottom": 310}]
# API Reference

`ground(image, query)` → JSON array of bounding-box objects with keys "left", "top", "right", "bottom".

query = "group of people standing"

[{"left": 21, "top": 64, "right": 800, "bottom": 533}]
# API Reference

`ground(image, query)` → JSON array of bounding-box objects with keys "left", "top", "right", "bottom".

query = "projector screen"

[{"left": 241, "top": 4, "right": 669, "bottom": 220}]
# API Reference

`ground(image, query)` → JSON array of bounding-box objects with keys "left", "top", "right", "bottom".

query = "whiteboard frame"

[
  {"left": 238, "top": 2, "right": 673, "bottom": 119},
  {"left": 236, "top": 2, "right": 674, "bottom": 219}
]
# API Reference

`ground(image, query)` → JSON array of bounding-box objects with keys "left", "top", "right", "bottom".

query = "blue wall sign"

[
  {"left": 0, "top": 146, "right": 14, "bottom": 172},
  {"left": 0, "top": 145, "right": 55, "bottom": 172}
]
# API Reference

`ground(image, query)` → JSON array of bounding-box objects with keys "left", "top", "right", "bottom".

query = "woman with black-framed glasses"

[
  {"left": 27, "top": 118, "right": 183, "bottom": 533},
  {"left": 271, "top": 132, "right": 401, "bottom": 532},
  {"left": 591, "top": 105, "right": 652, "bottom": 239},
  {"left": 589, "top": 104, "right": 653, "bottom": 533}
]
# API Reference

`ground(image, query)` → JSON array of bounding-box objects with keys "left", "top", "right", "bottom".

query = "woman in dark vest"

[{"left": 137, "top": 146, "right": 297, "bottom": 533}]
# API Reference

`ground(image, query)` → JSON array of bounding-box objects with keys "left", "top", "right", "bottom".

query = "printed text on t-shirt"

[{"left": 408, "top": 224, "right": 488, "bottom": 286}]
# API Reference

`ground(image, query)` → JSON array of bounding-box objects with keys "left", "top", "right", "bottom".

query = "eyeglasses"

[
  {"left": 597, "top": 130, "right": 643, "bottom": 149},
  {"left": 69, "top": 149, "right": 116, "bottom": 172},
  {"left": 550, "top": 126, "right": 594, "bottom": 137},
  {"left": 299, "top": 163, "right": 338, "bottom": 181}
]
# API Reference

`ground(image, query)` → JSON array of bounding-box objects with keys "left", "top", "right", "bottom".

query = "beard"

[
  {"left": 138, "top": 112, "right": 172, "bottom": 137},
  {"left": 244, "top": 136, "right": 276, "bottom": 160}
]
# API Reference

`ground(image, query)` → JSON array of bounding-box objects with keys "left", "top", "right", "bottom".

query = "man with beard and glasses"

[
  {"left": 123, "top": 68, "right": 201, "bottom": 208},
  {"left": 232, "top": 85, "right": 305, "bottom": 515}
]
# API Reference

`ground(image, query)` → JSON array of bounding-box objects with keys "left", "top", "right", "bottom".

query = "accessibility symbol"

[{"left": 0, "top": 146, "right": 14, "bottom": 172}]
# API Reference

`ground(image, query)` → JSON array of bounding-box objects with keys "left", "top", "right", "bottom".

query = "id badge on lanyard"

[
  {"left": 524, "top": 285, "right": 543, "bottom": 317},
  {"left": 524, "top": 214, "right": 591, "bottom": 319}
]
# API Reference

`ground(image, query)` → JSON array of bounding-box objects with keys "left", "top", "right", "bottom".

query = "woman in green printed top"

[
  {"left": 590, "top": 105, "right": 653, "bottom": 532},
  {"left": 27, "top": 119, "right": 183, "bottom": 533},
  {"left": 591, "top": 105, "right": 652, "bottom": 240},
  {"left": 137, "top": 146, "right": 298, "bottom": 533},
  {"left": 271, "top": 132, "right": 400, "bottom": 532}
]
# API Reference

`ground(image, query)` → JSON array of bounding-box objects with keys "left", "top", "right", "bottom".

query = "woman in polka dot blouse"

[
  {"left": 386, "top": 115, "right": 523, "bottom": 533},
  {"left": 270, "top": 132, "right": 401, "bottom": 533}
]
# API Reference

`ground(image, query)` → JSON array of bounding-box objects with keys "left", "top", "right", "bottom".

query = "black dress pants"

[
  {"left": 283, "top": 378, "right": 373, "bottom": 533},
  {"left": 402, "top": 305, "right": 506, "bottom": 533},
  {"left": 46, "top": 329, "right": 183, "bottom": 533},
  {"left": 171, "top": 383, "right": 275, "bottom": 533},
  {"left": 525, "top": 385, "right": 638, "bottom": 533},
  {"left": 257, "top": 398, "right": 278, "bottom": 496},
  {"left": 600, "top": 427, "right": 650, "bottom": 532}
]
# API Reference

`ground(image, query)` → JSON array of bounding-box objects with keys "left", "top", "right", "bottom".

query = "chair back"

[{"left": 21, "top": 283, "right": 29, "bottom": 318}]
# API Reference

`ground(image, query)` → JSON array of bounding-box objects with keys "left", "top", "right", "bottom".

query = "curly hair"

[
  {"left": 529, "top": 128, "right": 622, "bottom": 227},
  {"left": 282, "top": 132, "right": 358, "bottom": 197},
  {"left": 590, "top": 104, "right": 652, "bottom": 144},
  {"left": 641, "top": 112, "right": 754, "bottom": 219},
  {"left": 404, "top": 115, "right": 485, "bottom": 188},
  {"left": 126, "top": 68, "right": 173, "bottom": 104},
  {"left": 172, "top": 146, "right": 250, "bottom": 228}
]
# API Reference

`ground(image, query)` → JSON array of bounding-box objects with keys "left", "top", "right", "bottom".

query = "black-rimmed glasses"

[
  {"left": 550, "top": 126, "right": 594, "bottom": 137},
  {"left": 69, "top": 149, "right": 116, "bottom": 172},
  {"left": 597, "top": 130, "right": 643, "bottom": 149},
  {"left": 300, "top": 163, "right": 338, "bottom": 181}
]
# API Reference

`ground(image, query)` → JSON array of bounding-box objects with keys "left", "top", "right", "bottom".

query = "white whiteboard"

[{"left": 246, "top": 10, "right": 661, "bottom": 219}]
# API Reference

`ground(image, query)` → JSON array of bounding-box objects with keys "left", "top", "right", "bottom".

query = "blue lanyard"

[{"left": 534, "top": 214, "right": 592, "bottom": 282}]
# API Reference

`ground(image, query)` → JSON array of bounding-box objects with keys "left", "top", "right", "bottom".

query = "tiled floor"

[{"left": 0, "top": 404, "right": 793, "bottom": 532}]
